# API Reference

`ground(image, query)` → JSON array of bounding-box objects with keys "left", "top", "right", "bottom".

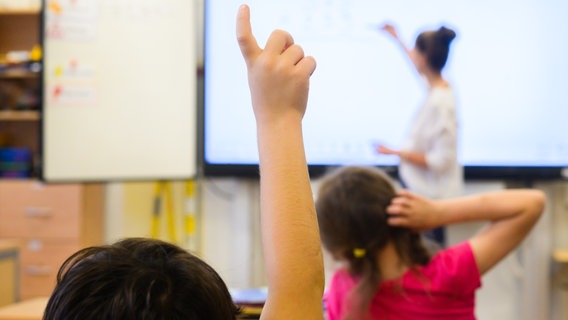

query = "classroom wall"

[
  {"left": 104, "top": 179, "right": 266, "bottom": 288},
  {"left": 104, "top": 178, "right": 568, "bottom": 320}
]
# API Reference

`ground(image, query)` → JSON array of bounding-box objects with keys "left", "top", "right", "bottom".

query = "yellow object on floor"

[
  {"left": 0, "top": 240, "right": 19, "bottom": 307},
  {"left": 151, "top": 181, "right": 176, "bottom": 242}
]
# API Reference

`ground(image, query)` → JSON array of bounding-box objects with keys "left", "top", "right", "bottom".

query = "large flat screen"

[{"left": 204, "top": 0, "right": 568, "bottom": 179}]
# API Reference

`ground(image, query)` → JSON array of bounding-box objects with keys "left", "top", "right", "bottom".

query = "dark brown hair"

[
  {"left": 43, "top": 238, "right": 240, "bottom": 320},
  {"left": 415, "top": 26, "right": 456, "bottom": 72},
  {"left": 315, "top": 166, "right": 430, "bottom": 319}
]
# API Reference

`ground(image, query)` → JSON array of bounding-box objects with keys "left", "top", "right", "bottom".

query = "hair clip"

[{"left": 353, "top": 248, "right": 366, "bottom": 259}]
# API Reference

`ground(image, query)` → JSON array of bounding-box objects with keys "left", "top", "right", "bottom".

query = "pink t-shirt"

[{"left": 325, "top": 242, "right": 481, "bottom": 320}]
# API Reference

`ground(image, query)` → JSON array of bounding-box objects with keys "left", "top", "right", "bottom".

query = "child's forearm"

[
  {"left": 434, "top": 190, "right": 545, "bottom": 226},
  {"left": 257, "top": 118, "right": 324, "bottom": 320},
  {"left": 257, "top": 118, "right": 324, "bottom": 298},
  {"left": 440, "top": 190, "right": 546, "bottom": 274}
]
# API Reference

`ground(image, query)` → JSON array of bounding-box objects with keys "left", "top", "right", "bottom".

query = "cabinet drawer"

[
  {"left": 19, "top": 239, "right": 80, "bottom": 299},
  {"left": 0, "top": 181, "right": 82, "bottom": 239}
]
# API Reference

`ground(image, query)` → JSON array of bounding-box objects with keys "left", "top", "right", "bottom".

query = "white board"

[
  {"left": 204, "top": 0, "right": 568, "bottom": 173},
  {"left": 42, "top": 0, "right": 197, "bottom": 181}
]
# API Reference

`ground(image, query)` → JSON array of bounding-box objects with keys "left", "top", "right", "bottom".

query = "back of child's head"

[
  {"left": 316, "top": 166, "right": 430, "bottom": 318},
  {"left": 43, "top": 238, "right": 239, "bottom": 320}
]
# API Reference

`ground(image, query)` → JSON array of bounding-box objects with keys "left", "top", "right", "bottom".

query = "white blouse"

[{"left": 399, "top": 86, "right": 463, "bottom": 198}]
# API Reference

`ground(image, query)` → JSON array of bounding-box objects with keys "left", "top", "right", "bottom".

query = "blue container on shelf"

[{"left": 0, "top": 148, "right": 31, "bottom": 178}]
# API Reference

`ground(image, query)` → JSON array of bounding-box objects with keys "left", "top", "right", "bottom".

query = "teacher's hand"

[
  {"left": 376, "top": 145, "right": 400, "bottom": 155},
  {"left": 380, "top": 23, "right": 400, "bottom": 40}
]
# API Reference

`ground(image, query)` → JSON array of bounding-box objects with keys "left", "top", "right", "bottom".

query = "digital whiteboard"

[
  {"left": 43, "top": 0, "right": 197, "bottom": 181},
  {"left": 203, "top": 0, "right": 568, "bottom": 179}
]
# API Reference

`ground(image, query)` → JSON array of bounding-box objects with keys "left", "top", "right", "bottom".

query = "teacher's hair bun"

[{"left": 436, "top": 26, "right": 456, "bottom": 46}]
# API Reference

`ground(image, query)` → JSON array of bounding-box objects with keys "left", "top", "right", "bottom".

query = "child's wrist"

[
  {"left": 432, "top": 200, "right": 450, "bottom": 226},
  {"left": 255, "top": 111, "right": 304, "bottom": 129}
]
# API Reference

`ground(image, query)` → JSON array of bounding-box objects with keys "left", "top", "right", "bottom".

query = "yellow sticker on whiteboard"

[{"left": 54, "top": 66, "right": 63, "bottom": 77}]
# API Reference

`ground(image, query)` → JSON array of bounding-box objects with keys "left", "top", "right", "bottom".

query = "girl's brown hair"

[{"left": 316, "top": 166, "right": 430, "bottom": 319}]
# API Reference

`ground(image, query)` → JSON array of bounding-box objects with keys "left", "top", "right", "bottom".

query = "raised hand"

[
  {"left": 236, "top": 5, "right": 324, "bottom": 319},
  {"left": 381, "top": 23, "right": 400, "bottom": 40},
  {"left": 236, "top": 4, "right": 316, "bottom": 125}
]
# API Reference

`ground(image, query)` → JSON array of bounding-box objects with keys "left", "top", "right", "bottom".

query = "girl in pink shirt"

[{"left": 316, "top": 166, "right": 544, "bottom": 320}]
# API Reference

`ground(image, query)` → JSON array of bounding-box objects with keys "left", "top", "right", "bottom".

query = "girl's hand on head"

[
  {"left": 236, "top": 4, "right": 316, "bottom": 125},
  {"left": 386, "top": 190, "right": 440, "bottom": 231}
]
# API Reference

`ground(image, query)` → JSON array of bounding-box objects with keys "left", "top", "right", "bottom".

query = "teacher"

[{"left": 376, "top": 24, "right": 463, "bottom": 246}]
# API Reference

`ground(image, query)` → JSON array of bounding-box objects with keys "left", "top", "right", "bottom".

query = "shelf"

[
  {"left": 0, "top": 71, "right": 39, "bottom": 79},
  {"left": 0, "top": 110, "right": 39, "bottom": 121},
  {"left": 554, "top": 249, "right": 568, "bottom": 263},
  {"left": 0, "top": 8, "right": 40, "bottom": 15}
]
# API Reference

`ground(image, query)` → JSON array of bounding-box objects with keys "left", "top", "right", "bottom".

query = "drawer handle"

[
  {"left": 24, "top": 207, "right": 53, "bottom": 218},
  {"left": 24, "top": 265, "right": 52, "bottom": 276}
]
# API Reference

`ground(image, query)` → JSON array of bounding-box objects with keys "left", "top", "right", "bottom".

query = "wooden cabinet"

[
  {"left": 0, "top": 6, "right": 105, "bottom": 300},
  {"left": 0, "top": 7, "right": 41, "bottom": 177},
  {"left": 0, "top": 181, "right": 104, "bottom": 300},
  {"left": 0, "top": 7, "right": 104, "bottom": 300}
]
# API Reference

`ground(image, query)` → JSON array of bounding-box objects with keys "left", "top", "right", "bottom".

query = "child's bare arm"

[
  {"left": 236, "top": 5, "right": 324, "bottom": 319},
  {"left": 387, "top": 189, "right": 545, "bottom": 274}
]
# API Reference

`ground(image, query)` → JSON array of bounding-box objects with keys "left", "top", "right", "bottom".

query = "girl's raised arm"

[{"left": 236, "top": 5, "right": 324, "bottom": 319}]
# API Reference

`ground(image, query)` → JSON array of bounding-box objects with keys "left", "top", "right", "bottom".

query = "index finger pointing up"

[{"left": 236, "top": 5, "right": 261, "bottom": 65}]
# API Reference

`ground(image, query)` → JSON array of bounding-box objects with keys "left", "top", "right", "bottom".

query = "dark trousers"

[{"left": 424, "top": 226, "right": 446, "bottom": 248}]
